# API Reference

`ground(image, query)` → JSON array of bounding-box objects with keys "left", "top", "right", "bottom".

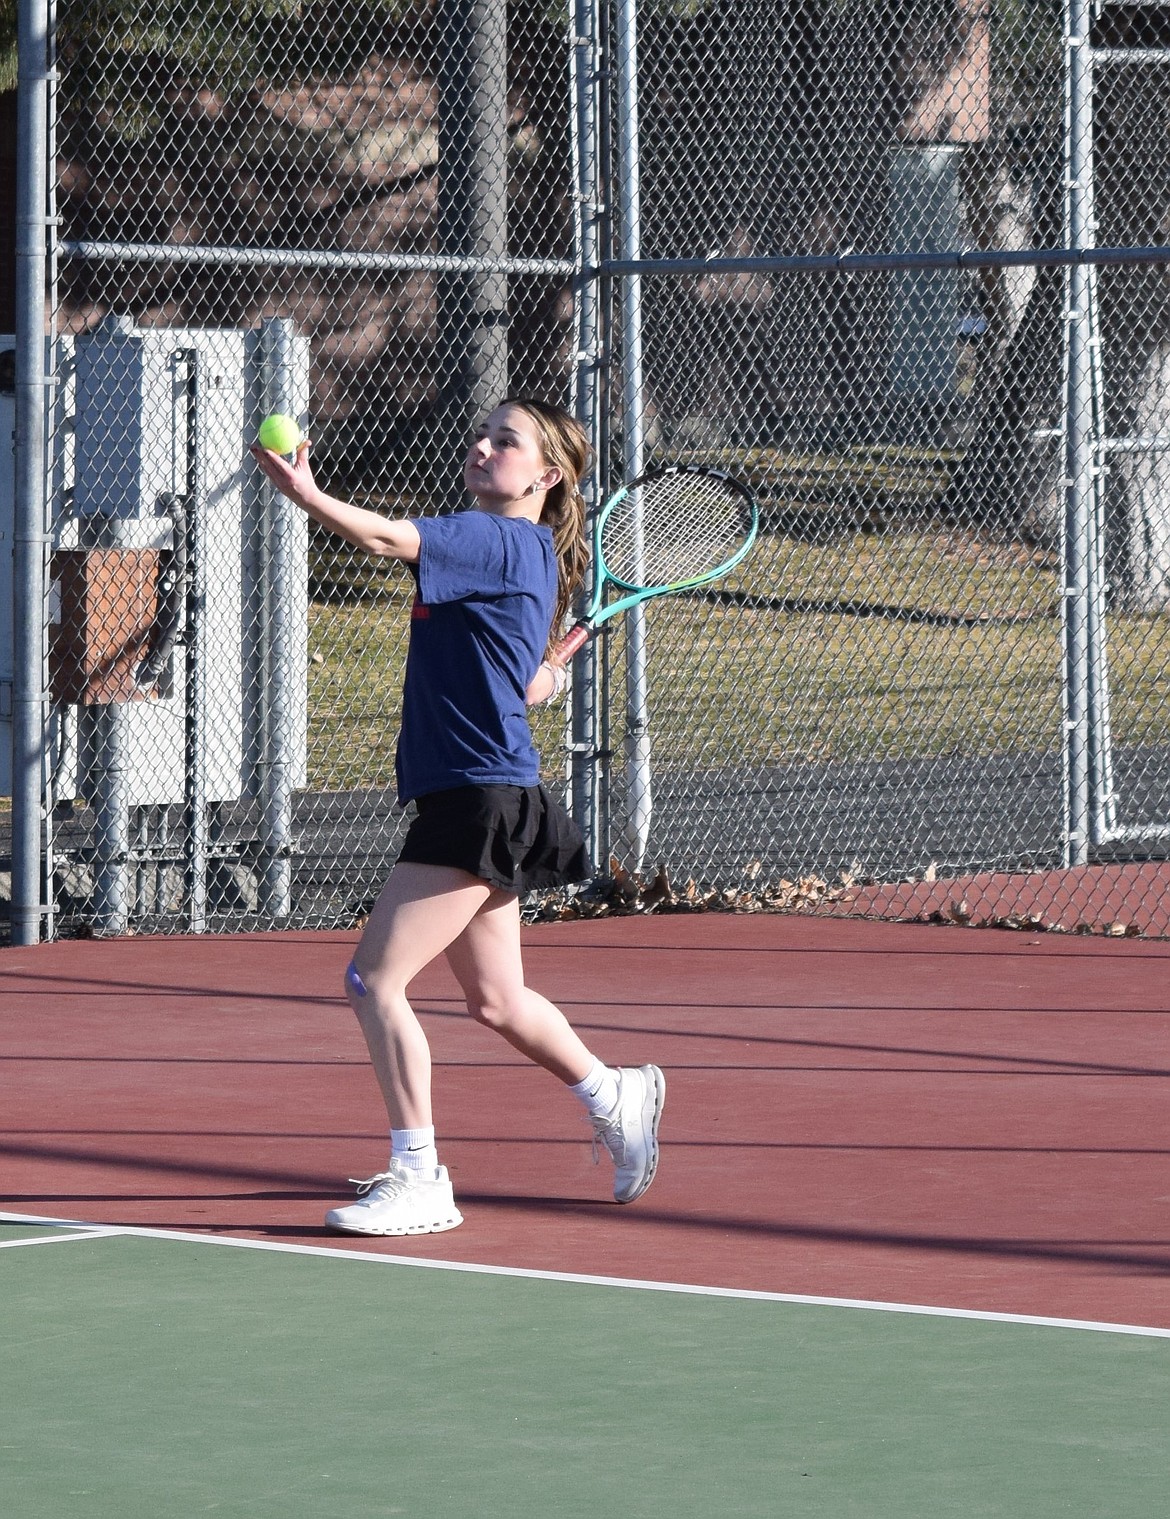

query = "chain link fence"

[
  {"left": 26, "top": 0, "right": 581, "bottom": 934},
  {"left": 6, "top": 0, "right": 1170, "bottom": 939},
  {"left": 599, "top": 0, "right": 1170, "bottom": 935}
]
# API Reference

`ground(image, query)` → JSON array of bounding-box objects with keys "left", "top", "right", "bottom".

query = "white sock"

[
  {"left": 392, "top": 1126, "right": 439, "bottom": 1174},
  {"left": 568, "top": 1059, "right": 620, "bottom": 1117}
]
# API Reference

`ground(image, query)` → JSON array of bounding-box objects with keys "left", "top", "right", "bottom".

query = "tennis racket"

[{"left": 553, "top": 463, "right": 759, "bottom": 660}]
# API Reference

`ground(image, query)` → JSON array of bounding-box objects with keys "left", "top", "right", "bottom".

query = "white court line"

[
  {"left": 3, "top": 1209, "right": 1169, "bottom": 1341},
  {"left": 0, "top": 1226, "right": 121, "bottom": 1249}
]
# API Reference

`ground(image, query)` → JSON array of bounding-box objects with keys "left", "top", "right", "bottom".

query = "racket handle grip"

[{"left": 552, "top": 621, "right": 592, "bottom": 661}]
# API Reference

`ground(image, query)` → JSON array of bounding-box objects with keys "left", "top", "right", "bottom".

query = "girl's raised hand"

[{"left": 251, "top": 437, "right": 316, "bottom": 508}]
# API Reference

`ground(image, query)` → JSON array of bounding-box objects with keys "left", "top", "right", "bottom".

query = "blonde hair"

[{"left": 505, "top": 398, "right": 592, "bottom": 655}]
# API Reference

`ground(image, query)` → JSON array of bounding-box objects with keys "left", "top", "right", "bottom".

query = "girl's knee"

[
  {"left": 466, "top": 996, "right": 500, "bottom": 1030},
  {"left": 343, "top": 960, "right": 401, "bottom": 1029},
  {"left": 463, "top": 984, "right": 524, "bottom": 1032},
  {"left": 344, "top": 960, "right": 368, "bottom": 1005}
]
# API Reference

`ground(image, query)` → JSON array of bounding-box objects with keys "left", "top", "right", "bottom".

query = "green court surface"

[{"left": 4, "top": 1222, "right": 1169, "bottom": 1518}]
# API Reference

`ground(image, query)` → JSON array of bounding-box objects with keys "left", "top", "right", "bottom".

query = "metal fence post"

[
  {"left": 12, "top": 0, "right": 52, "bottom": 945},
  {"left": 1063, "top": 0, "right": 1104, "bottom": 868},
  {"left": 256, "top": 317, "right": 298, "bottom": 919},
  {"left": 1067, "top": 0, "right": 1122, "bottom": 856},
  {"left": 437, "top": 0, "right": 510, "bottom": 509},
  {"left": 569, "top": 0, "right": 604, "bottom": 864},
  {"left": 615, "top": 0, "right": 651, "bottom": 872}
]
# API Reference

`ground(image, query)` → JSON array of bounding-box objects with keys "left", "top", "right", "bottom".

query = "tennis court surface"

[{"left": 5, "top": 915, "right": 1170, "bottom": 1516}]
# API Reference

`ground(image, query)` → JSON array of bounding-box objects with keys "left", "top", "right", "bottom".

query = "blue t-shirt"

[{"left": 395, "top": 510, "right": 558, "bottom": 803}]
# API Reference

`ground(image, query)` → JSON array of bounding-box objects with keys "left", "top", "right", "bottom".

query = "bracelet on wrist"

[{"left": 540, "top": 660, "right": 568, "bottom": 701}]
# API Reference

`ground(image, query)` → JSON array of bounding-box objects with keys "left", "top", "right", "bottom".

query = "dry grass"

[{"left": 303, "top": 526, "right": 1170, "bottom": 790}]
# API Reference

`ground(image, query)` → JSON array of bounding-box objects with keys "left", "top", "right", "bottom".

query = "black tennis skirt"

[{"left": 397, "top": 783, "right": 590, "bottom": 894}]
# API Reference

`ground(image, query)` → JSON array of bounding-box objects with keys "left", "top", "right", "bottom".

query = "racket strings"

[{"left": 601, "top": 474, "right": 750, "bottom": 588}]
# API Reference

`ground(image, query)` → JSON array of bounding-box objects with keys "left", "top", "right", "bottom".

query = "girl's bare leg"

[
  {"left": 444, "top": 889, "right": 596, "bottom": 1084},
  {"left": 444, "top": 889, "right": 666, "bottom": 1204},
  {"left": 349, "top": 863, "right": 493, "bottom": 1129}
]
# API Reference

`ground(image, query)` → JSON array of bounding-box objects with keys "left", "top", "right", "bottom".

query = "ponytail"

[{"left": 504, "top": 399, "right": 592, "bottom": 657}]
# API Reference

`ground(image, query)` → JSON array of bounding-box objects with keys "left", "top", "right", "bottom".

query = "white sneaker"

[
  {"left": 590, "top": 1064, "right": 666, "bottom": 1203},
  {"left": 325, "top": 1158, "right": 464, "bottom": 1236}
]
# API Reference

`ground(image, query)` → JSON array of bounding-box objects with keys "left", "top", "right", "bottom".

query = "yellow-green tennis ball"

[{"left": 257, "top": 413, "right": 302, "bottom": 455}]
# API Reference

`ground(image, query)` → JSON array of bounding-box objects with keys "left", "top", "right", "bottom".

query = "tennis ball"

[{"left": 257, "top": 413, "right": 302, "bottom": 455}]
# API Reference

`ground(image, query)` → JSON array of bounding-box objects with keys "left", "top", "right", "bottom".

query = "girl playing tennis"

[{"left": 252, "top": 399, "right": 665, "bottom": 1235}]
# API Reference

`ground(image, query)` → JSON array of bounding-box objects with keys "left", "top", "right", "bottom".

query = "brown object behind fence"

[{"left": 49, "top": 549, "right": 162, "bottom": 704}]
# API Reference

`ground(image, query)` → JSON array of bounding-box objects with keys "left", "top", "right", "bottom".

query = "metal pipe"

[
  {"left": 615, "top": 0, "right": 651, "bottom": 872},
  {"left": 62, "top": 241, "right": 571, "bottom": 276},
  {"left": 61, "top": 240, "right": 1170, "bottom": 280},
  {"left": 177, "top": 349, "right": 208, "bottom": 932},
  {"left": 155, "top": 806, "right": 170, "bottom": 914},
  {"left": 11, "top": 0, "right": 52, "bottom": 944},
  {"left": 1062, "top": 0, "right": 1122, "bottom": 854},
  {"left": 1062, "top": 0, "right": 1095, "bottom": 867},
  {"left": 91, "top": 705, "right": 130, "bottom": 934},
  {"left": 568, "top": 0, "right": 604, "bottom": 864},
  {"left": 134, "top": 805, "right": 147, "bottom": 918},
  {"left": 256, "top": 318, "right": 296, "bottom": 918},
  {"left": 1085, "top": 285, "right": 1118, "bottom": 847},
  {"left": 436, "top": 0, "right": 510, "bottom": 510},
  {"left": 600, "top": 246, "right": 1170, "bottom": 276},
  {"left": 1092, "top": 48, "right": 1170, "bottom": 65}
]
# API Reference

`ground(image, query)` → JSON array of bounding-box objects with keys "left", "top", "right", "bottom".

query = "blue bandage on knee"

[{"left": 345, "top": 961, "right": 368, "bottom": 998}]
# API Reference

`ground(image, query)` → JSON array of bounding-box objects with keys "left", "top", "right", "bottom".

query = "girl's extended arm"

[{"left": 251, "top": 441, "right": 421, "bottom": 561}]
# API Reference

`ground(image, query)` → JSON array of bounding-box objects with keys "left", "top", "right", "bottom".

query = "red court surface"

[{"left": 4, "top": 915, "right": 1169, "bottom": 1327}]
